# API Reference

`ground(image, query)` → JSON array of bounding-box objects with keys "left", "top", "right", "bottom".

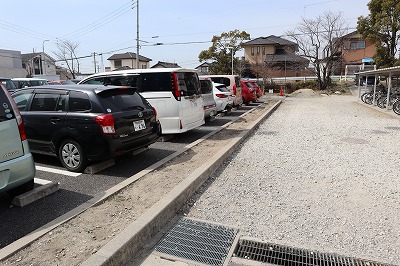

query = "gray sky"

[{"left": 1, "top": 0, "right": 370, "bottom": 73}]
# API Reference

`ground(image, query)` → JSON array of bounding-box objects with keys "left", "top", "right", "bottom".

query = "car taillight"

[
  {"left": 94, "top": 114, "right": 115, "bottom": 134},
  {"left": 233, "top": 84, "right": 237, "bottom": 95},
  {"left": 17, "top": 116, "right": 27, "bottom": 141},
  {"left": 215, "top": 94, "right": 228, "bottom": 98},
  {"left": 171, "top": 72, "right": 181, "bottom": 101},
  {"left": 152, "top": 106, "right": 158, "bottom": 120},
  {"left": 2, "top": 85, "right": 27, "bottom": 141}
]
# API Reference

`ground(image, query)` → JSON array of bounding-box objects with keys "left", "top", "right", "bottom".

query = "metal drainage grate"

[
  {"left": 234, "top": 239, "right": 394, "bottom": 266},
  {"left": 154, "top": 217, "right": 238, "bottom": 265}
]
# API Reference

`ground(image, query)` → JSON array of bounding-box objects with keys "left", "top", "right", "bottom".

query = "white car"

[
  {"left": 199, "top": 77, "right": 217, "bottom": 119},
  {"left": 12, "top": 78, "right": 48, "bottom": 89},
  {"left": 200, "top": 75, "right": 243, "bottom": 107},
  {"left": 213, "top": 82, "right": 233, "bottom": 113},
  {"left": 79, "top": 68, "right": 205, "bottom": 135}
]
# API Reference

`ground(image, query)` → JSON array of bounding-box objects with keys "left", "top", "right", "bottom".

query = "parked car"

[
  {"left": 0, "top": 84, "right": 35, "bottom": 196},
  {"left": 240, "top": 80, "right": 258, "bottom": 104},
  {"left": 200, "top": 75, "right": 243, "bottom": 107},
  {"left": 248, "top": 80, "right": 263, "bottom": 98},
  {"left": 213, "top": 82, "right": 233, "bottom": 113},
  {"left": 12, "top": 78, "right": 48, "bottom": 89},
  {"left": 11, "top": 85, "right": 161, "bottom": 172},
  {"left": 79, "top": 68, "right": 205, "bottom": 135},
  {"left": 199, "top": 77, "right": 217, "bottom": 119},
  {"left": 48, "top": 80, "right": 76, "bottom": 85},
  {"left": 0, "top": 77, "right": 18, "bottom": 94}
]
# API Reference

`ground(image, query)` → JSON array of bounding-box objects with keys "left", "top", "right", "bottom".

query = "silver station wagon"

[{"left": 0, "top": 84, "right": 35, "bottom": 196}]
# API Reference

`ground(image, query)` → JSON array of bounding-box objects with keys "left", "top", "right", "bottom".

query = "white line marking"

[
  {"left": 36, "top": 166, "right": 81, "bottom": 177},
  {"left": 34, "top": 178, "right": 52, "bottom": 185}
]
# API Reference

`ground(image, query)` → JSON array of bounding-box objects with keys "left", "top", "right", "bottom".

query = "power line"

[{"left": 61, "top": 1, "right": 136, "bottom": 40}]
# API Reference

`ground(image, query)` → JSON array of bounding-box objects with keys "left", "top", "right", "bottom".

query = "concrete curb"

[{"left": 81, "top": 100, "right": 282, "bottom": 266}]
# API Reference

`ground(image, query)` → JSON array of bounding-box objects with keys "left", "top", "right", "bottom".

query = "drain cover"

[
  {"left": 154, "top": 217, "right": 238, "bottom": 265},
  {"left": 234, "top": 239, "right": 394, "bottom": 266}
]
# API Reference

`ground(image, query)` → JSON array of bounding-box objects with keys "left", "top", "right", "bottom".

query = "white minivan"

[{"left": 79, "top": 68, "right": 205, "bottom": 134}]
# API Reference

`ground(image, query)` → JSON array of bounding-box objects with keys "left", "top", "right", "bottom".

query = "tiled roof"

[
  {"left": 107, "top": 52, "right": 152, "bottom": 62},
  {"left": 265, "top": 49, "right": 309, "bottom": 63},
  {"left": 151, "top": 61, "right": 181, "bottom": 68},
  {"left": 195, "top": 62, "right": 210, "bottom": 68},
  {"left": 244, "top": 35, "right": 297, "bottom": 47}
]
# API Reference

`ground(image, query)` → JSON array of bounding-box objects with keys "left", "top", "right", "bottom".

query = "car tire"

[
  {"left": 59, "top": 139, "right": 88, "bottom": 172},
  {"left": 7, "top": 179, "right": 34, "bottom": 198}
]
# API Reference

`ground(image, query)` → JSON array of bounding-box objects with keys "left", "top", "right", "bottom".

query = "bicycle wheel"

[
  {"left": 393, "top": 100, "right": 400, "bottom": 115},
  {"left": 377, "top": 96, "right": 386, "bottom": 108},
  {"left": 361, "top": 92, "right": 371, "bottom": 103},
  {"left": 364, "top": 93, "right": 374, "bottom": 105}
]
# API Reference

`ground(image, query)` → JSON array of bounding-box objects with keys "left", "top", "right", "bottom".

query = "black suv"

[{"left": 12, "top": 85, "right": 161, "bottom": 172}]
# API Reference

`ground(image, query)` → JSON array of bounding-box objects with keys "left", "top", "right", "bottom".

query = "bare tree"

[
  {"left": 53, "top": 40, "right": 81, "bottom": 79},
  {"left": 286, "top": 11, "right": 348, "bottom": 90}
]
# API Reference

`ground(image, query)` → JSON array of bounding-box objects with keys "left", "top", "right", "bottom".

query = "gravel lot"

[{"left": 182, "top": 90, "right": 400, "bottom": 264}]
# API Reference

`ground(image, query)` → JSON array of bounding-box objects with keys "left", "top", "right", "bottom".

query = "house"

[
  {"left": 336, "top": 31, "right": 377, "bottom": 76},
  {"left": 243, "top": 35, "right": 310, "bottom": 77},
  {"left": 107, "top": 52, "right": 151, "bottom": 71},
  {"left": 0, "top": 49, "right": 27, "bottom": 78},
  {"left": 151, "top": 61, "right": 181, "bottom": 68},
  {"left": 195, "top": 62, "right": 210, "bottom": 75},
  {"left": 21, "top": 52, "right": 57, "bottom": 79}
]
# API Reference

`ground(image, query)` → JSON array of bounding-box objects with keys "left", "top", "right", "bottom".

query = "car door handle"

[{"left": 50, "top": 118, "right": 61, "bottom": 124}]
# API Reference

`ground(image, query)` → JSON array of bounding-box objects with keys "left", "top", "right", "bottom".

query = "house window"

[
  {"left": 257, "top": 46, "right": 260, "bottom": 54},
  {"left": 251, "top": 47, "right": 254, "bottom": 56},
  {"left": 114, "top": 60, "right": 122, "bottom": 68},
  {"left": 262, "top": 47, "right": 265, "bottom": 55},
  {"left": 350, "top": 41, "right": 365, "bottom": 49}
]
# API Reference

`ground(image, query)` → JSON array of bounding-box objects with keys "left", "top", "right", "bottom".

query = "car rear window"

[
  {"left": 97, "top": 88, "right": 146, "bottom": 112},
  {"left": 0, "top": 86, "right": 16, "bottom": 122},
  {"left": 210, "top": 77, "right": 230, "bottom": 87},
  {"left": 216, "top": 85, "right": 230, "bottom": 93},
  {"left": 200, "top": 80, "right": 213, "bottom": 94},
  {"left": 176, "top": 72, "right": 201, "bottom": 96}
]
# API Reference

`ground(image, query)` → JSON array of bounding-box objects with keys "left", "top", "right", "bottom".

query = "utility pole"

[
  {"left": 136, "top": 0, "right": 140, "bottom": 69},
  {"left": 93, "top": 52, "right": 97, "bottom": 73}
]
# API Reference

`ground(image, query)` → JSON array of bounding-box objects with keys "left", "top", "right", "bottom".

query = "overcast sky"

[{"left": 1, "top": 0, "right": 370, "bottom": 73}]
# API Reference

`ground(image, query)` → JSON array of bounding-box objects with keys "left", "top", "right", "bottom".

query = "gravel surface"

[{"left": 181, "top": 90, "right": 400, "bottom": 264}]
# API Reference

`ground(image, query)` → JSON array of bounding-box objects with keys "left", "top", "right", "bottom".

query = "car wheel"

[
  {"left": 59, "top": 139, "right": 87, "bottom": 172},
  {"left": 7, "top": 179, "right": 34, "bottom": 198}
]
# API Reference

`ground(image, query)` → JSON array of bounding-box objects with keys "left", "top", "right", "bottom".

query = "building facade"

[
  {"left": 243, "top": 35, "right": 310, "bottom": 78},
  {"left": 107, "top": 52, "right": 151, "bottom": 71},
  {"left": 0, "top": 49, "right": 27, "bottom": 78},
  {"left": 337, "top": 31, "right": 377, "bottom": 76}
]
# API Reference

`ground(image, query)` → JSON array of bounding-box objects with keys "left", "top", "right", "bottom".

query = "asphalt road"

[{"left": 0, "top": 104, "right": 256, "bottom": 249}]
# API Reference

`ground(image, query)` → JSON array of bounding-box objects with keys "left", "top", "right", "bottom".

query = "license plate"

[{"left": 133, "top": 120, "right": 146, "bottom": 131}]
